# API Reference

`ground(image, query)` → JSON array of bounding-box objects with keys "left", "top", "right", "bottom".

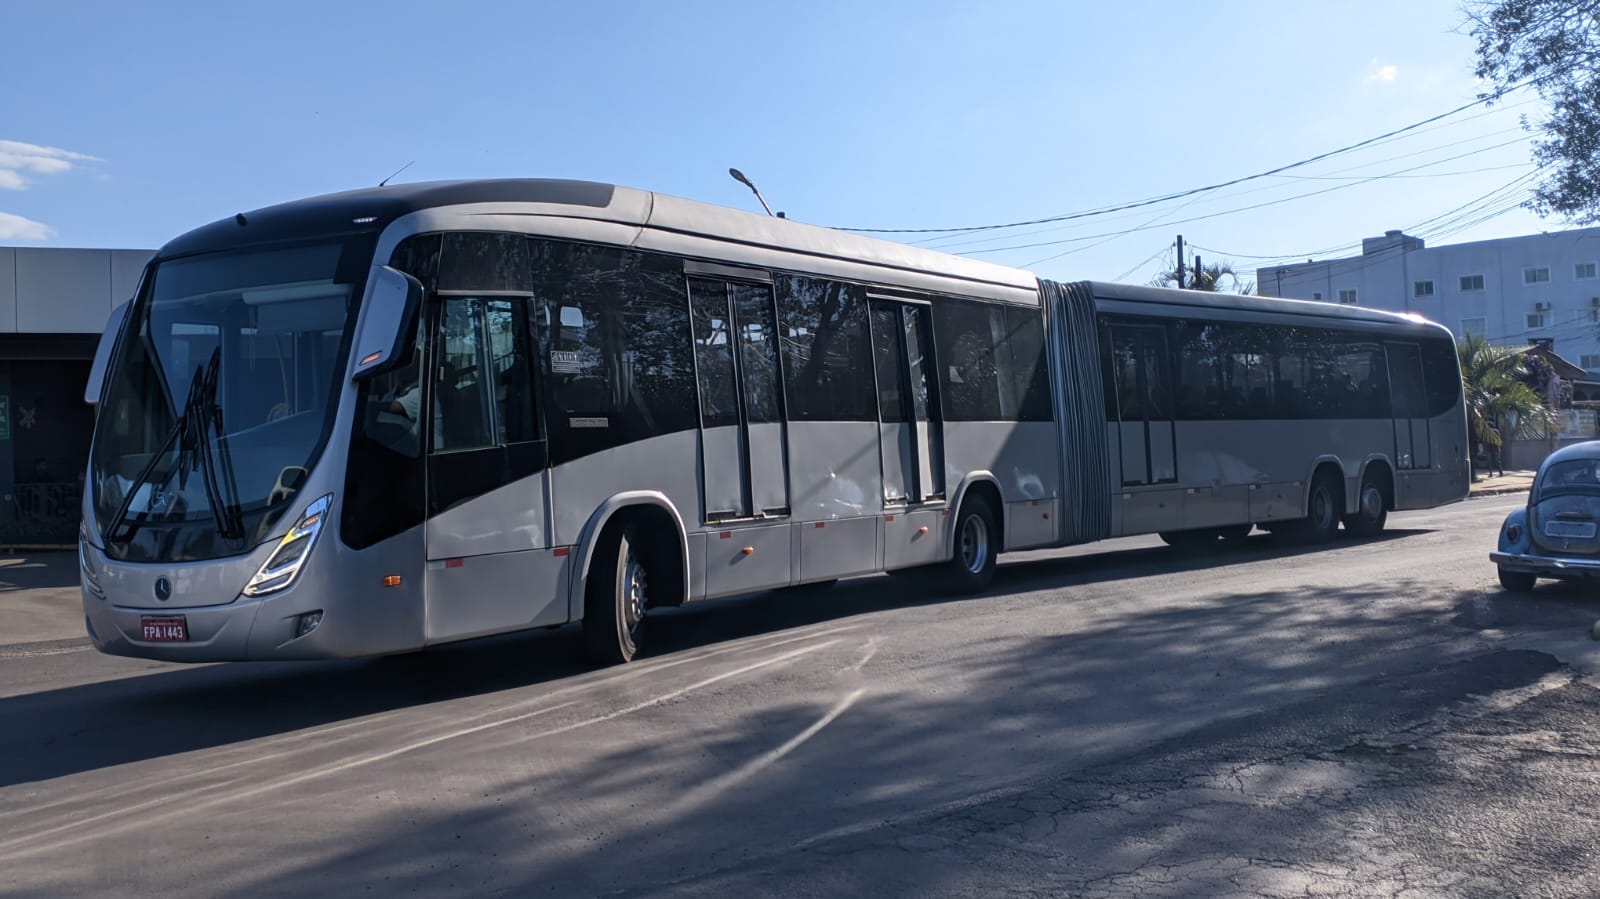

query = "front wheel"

[
  {"left": 941, "top": 495, "right": 999, "bottom": 593},
  {"left": 1498, "top": 567, "right": 1536, "bottom": 593},
  {"left": 583, "top": 526, "right": 650, "bottom": 665}
]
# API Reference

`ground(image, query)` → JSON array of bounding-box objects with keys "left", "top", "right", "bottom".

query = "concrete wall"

[{"left": 0, "top": 246, "right": 154, "bottom": 335}]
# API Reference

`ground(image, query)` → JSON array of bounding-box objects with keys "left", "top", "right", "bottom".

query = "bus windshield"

[{"left": 90, "top": 237, "right": 371, "bottom": 562}]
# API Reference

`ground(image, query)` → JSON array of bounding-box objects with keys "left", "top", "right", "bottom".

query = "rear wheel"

[
  {"left": 1290, "top": 471, "right": 1342, "bottom": 542},
  {"left": 1342, "top": 473, "right": 1388, "bottom": 538},
  {"left": 1498, "top": 567, "right": 1536, "bottom": 593},
  {"left": 941, "top": 494, "right": 998, "bottom": 592},
  {"left": 582, "top": 525, "right": 649, "bottom": 665}
]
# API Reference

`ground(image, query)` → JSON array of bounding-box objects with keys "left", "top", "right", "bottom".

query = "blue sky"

[{"left": 0, "top": 0, "right": 1554, "bottom": 286}]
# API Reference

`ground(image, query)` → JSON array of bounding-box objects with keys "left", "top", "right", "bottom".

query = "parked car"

[{"left": 1491, "top": 439, "right": 1600, "bottom": 591}]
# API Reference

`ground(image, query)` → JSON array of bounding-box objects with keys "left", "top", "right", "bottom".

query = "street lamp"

[{"left": 729, "top": 168, "right": 781, "bottom": 218}]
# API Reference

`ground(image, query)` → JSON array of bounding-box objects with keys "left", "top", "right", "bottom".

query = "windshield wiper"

[
  {"left": 103, "top": 349, "right": 246, "bottom": 544},
  {"left": 182, "top": 348, "right": 246, "bottom": 541}
]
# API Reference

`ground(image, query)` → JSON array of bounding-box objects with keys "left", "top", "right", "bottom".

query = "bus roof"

[
  {"left": 1078, "top": 279, "right": 1453, "bottom": 336},
  {"left": 158, "top": 178, "right": 1040, "bottom": 302}
]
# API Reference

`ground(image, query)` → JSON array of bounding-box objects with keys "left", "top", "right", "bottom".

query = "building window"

[
  {"left": 1413, "top": 280, "right": 1434, "bottom": 298},
  {"left": 1583, "top": 354, "right": 1600, "bottom": 372},
  {"left": 1338, "top": 288, "right": 1358, "bottom": 305},
  {"left": 1460, "top": 274, "right": 1485, "bottom": 292},
  {"left": 1311, "top": 291, "right": 1322, "bottom": 301},
  {"left": 1461, "top": 317, "right": 1487, "bottom": 338},
  {"left": 1526, "top": 310, "right": 1549, "bottom": 329},
  {"left": 1577, "top": 262, "right": 1597, "bottom": 280},
  {"left": 1524, "top": 266, "right": 1551, "bottom": 285}
]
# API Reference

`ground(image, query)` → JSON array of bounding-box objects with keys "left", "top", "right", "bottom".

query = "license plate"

[
  {"left": 1544, "top": 520, "right": 1598, "bottom": 539},
  {"left": 140, "top": 615, "right": 189, "bottom": 642}
]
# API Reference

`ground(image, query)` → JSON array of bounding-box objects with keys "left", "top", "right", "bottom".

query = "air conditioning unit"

[{"left": 1535, "top": 301, "right": 1552, "bottom": 311}]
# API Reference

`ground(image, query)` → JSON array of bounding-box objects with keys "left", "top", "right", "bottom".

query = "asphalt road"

[{"left": 3, "top": 495, "right": 1599, "bottom": 897}]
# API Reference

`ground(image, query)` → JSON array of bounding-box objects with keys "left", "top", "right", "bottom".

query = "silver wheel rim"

[
  {"left": 1359, "top": 484, "right": 1383, "bottom": 521},
  {"left": 623, "top": 550, "right": 647, "bottom": 639},
  {"left": 959, "top": 514, "right": 989, "bottom": 575},
  {"left": 1312, "top": 486, "right": 1335, "bottom": 530}
]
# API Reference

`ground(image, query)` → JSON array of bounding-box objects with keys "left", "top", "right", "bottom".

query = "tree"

[
  {"left": 1457, "top": 335, "right": 1555, "bottom": 467},
  {"left": 1467, "top": 0, "right": 1600, "bottom": 221},
  {"left": 1151, "top": 261, "right": 1256, "bottom": 294}
]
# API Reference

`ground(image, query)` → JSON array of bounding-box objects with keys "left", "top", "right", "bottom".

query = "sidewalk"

[
  {"left": 0, "top": 553, "right": 88, "bottom": 649},
  {"left": 1470, "top": 469, "right": 1535, "bottom": 497}
]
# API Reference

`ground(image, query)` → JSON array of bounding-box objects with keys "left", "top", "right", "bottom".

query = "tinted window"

[
  {"left": 775, "top": 276, "right": 876, "bottom": 421},
  {"left": 438, "top": 232, "right": 533, "bottom": 293},
  {"left": 733, "top": 283, "right": 783, "bottom": 424},
  {"left": 1000, "top": 307, "right": 1052, "bottom": 421},
  {"left": 870, "top": 303, "right": 906, "bottom": 423},
  {"left": 1421, "top": 336, "right": 1462, "bottom": 417},
  {"left": 933, "top": 299, "right": 1002, "bottom": 421},
  {"left": 537, "top": 242, "right": 697, "bottom": 465},
  {"left": 1387, "top": 342, "right": 1427, "bottom": 419},
  {"left": 689, "top": 279, "right": 740, "bottom": 429}
]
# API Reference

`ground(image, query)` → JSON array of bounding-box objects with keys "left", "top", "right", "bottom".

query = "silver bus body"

[{"left": 78, "top": 180, "right": 1468, "bottom": 663}]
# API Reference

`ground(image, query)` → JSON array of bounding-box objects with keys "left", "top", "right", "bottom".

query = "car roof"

[{"left": 1541, "top": 440, "right": 1600, "bottom": 470}]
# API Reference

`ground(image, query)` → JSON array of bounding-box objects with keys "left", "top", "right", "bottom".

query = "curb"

[{"left": 1470, "top": 486, "right": 1530, "bottom": 497}]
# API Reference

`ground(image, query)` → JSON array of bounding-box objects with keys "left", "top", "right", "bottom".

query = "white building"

[
  {"left": 0, "top": 246, "right": 153, "bottom": 544},
  {"left": 1256, "top": 227, "right": 1600, "bottom": 373}
]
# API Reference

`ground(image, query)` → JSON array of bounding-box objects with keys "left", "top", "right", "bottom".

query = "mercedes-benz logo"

[{"left": 154, "top": 578, "right": 172, "bottom": 602}]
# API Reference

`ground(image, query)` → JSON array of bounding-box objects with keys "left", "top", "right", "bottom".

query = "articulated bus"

[{"left": 79, "top": 180, "right": 1469, "bottom": 664}]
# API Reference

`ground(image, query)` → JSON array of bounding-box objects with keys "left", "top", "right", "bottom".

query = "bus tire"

[
  {"left": 1342, "top": 472, "right": 1389, "bottom": 538},
  {"left": 1293, "top": 471, "right": 1343, "bottom": 542},
  {"left": 582, "top": 524, "right": 649, "bottom": 665},
  {"left": 943, "top": 494, "right": 999, "bottom": 593}
]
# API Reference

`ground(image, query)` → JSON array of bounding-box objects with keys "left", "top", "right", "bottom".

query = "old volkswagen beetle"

[{"left": 1491, "top": 439, "right": 1600, "bottom": 592}]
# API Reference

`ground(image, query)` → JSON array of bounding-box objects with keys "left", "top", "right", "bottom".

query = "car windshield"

[
  {"left": 89, "top": 237, "right": 371, "bottom": 561},
  {"left": 1539, "top": 458, "right": 1600, "bottom": 498}
]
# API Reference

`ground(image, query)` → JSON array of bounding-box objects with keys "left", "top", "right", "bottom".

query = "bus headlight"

[{"left": 243, "top": 495, "right": 332, "bottom": 597}]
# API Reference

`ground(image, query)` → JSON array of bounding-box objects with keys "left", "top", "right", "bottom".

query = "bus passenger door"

[
  {"left": 1108, "top": 323, "right": 1178, "bottom": 534},
  {"left": 1109, "top": 324, "right": 1177, "bottom": 487},
  {"left": 689, "top": 278, "right": 791, "bottom": 522},
  {"left": 870, "top": 300, "right": 945, "bottom": 506},
  {"left": 1386, "top": 341, "right": 1431, "bottom": 470}
]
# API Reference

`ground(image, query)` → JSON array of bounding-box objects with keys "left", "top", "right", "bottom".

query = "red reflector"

[
  {"left": 360, "top": 351, "right": 383, "bottom": 365},
  {"left": 720, "top": 531, "right": 731, "bottom": 539},
  {"left": 815, "top": 522, "right": 825, "bottom": 528},
  {"left": 445, "top": 558, "right": 464, "bottom": 569},
  {"left": 382, "top": 575, "right": 402, "bottom": 587},
  {"left": 553, "top": 547, "right": 571, "bottom": 557},
  {"left": 885, "top": 515, "right": 895, "bottom": 522}
]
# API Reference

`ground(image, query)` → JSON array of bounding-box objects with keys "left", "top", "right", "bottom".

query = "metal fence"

[{"left": 3, "top": 482, "right": 81, "bottom": 546}]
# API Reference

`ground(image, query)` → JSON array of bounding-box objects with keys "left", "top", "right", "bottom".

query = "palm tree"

[
  {"left": 1151, "top": 261, "right": 1255, "bottom": 294},
  {"left": 1457, "top": 335, "right": 1554, "bottom": 472}
]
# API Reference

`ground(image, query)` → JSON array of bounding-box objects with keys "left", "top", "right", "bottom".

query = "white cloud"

[
  {"left": 0, "top": 211, "right": 55, "bottom": 241},
  {"left": 0, "top": 139, "right": 100, "bottom": 191},
  {"left": 1366, "top": 59, "right": 1400, "bottom": 83}
]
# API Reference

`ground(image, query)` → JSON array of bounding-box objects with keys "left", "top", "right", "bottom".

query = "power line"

[{"left": 827, "top": 83, "right": 1537, "bottom": 235}]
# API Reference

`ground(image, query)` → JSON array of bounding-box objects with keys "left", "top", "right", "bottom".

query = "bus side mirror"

[
  {"left": 350, "top": 266, "right": 423, "bottom": 381},
  {"left": 85, "top": 299, "right": 131, "bottom": 404}
]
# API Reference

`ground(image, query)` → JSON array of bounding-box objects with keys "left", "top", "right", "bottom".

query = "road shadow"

[
  {"left": 0, "top": 527, "right": 1439, "bottom": 788},
  {"left": 0, "top": 552, "right": 78, "bottom": 592}
]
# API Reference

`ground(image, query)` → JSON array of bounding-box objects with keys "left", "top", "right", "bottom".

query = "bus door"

[
  {"left": 1386, "top": 341, "right": 1431, "bottom": 470},
  {"left": 689, "top": 277, "right": 790, "bottom": 521},
  {"left": 1108, "top": 323, "right": 1177, "bottom": 487},
  {"left": 870, "top": 300, "right": 944, "bottom": 504}
]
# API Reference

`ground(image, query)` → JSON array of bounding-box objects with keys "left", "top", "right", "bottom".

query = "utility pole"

[
  {"left": 1194, "top": 254, "right": 1203, "bottom": 290},
  {"left": 1176, "top": 235, "right": 1185, "bottom": 288}
]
